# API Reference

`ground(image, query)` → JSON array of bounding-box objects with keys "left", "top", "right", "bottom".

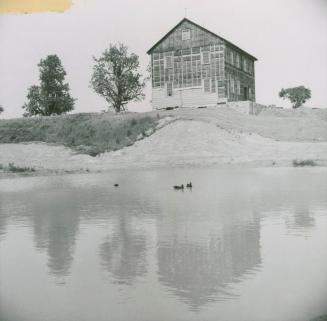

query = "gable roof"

[{"left": 147, "top": 18, "right": 257, "bottom": 61}]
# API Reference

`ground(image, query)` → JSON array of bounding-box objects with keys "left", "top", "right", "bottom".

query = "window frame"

[
  {"left": 237, "top": 80, "right": 241, "bottom": 95},
  {"left": 182, "top": 29, "right": 191, "bottom": 41},
  {"left": 201, "top": 51, "right": 210, "bottom": 65},
  {"left": 236, "top": 54, "right": 240, "bottom": 68},
  {"left": 243, "top": 59, "right": 248, "bottom": 72},
  {"left": 230, "top": 51, "right": 234, "bottom": 65},
  {"left": 230, "top": 77, "right": 235, "bottom": 94},
  {"left": 165, "top": 56, "right": 173, "bottom": 69}
]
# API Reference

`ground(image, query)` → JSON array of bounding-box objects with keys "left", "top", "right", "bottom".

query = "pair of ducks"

[
  {"left": 115, "top": 182, "right": 193, "bottom": 189},
  {"left": 174, "top": 182, "right": 192, "bottom": 190}
]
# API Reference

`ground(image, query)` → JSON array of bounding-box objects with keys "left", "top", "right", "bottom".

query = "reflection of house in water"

[
  {"left": 99, "top": 215, "right": 147, "bottom": 285},
  {"left": 0, "top": 200, "right": 8, "bottom": 241},
  {"left": 157, "top": 215, "right": 261, "bottom": 311},
  {"left": 0, "top": 193, "right": 10, "bottom": 241}
]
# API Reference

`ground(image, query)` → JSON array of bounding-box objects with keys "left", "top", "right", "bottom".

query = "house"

[{"left": 147, "top": 18, "right": 257, "bottom": 109}]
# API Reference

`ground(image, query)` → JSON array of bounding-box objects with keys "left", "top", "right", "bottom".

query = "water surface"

[{"left": 0, "top": 168, "right": 327, "bottom": 321}]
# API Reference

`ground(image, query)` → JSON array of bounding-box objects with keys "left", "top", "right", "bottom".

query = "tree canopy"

[
  {"left": 22, "top": 55, "right": 75, "bottom": 117},
  {"left": 279, "top": 86, "right": 311, "bottom": 109},
  {"left": 90, "top": 44, "right": 145, "bottom": 112}
]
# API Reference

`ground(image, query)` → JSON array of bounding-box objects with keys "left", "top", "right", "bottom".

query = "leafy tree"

[
  {"left": 279, "top": 86, "right": 311, "bottom": 109},
  {"left": 0, "top": 105, "right": 3, "bottom": 115},
  {"left": 23, "top": 55, "right": 75, "bottom": 117},
  {"left": 90, "top": 44, "right": 145, "bottom": 112}
]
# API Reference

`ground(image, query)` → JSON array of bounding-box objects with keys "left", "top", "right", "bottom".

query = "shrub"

[
  {"left": 8, "top": 162, "right": 36, "bottom": 172},
  {"left": 292, "top": 159, "right": 317, "bottom": 167}
]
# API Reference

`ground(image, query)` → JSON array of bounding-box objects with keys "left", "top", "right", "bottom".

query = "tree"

[
  {"left": 0, "top": 105, "right": 3, "bottom": 115},
  {"left": 279, "top": 86, "right": 311, "bottom": 109},
  {"left": 90, "top": 44, "right": 145, "bottom": 112},
  {"left": 22, "top": 55, "right": 75, "bottom": 117}
]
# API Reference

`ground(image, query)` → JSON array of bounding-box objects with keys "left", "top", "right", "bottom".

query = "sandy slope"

[{"left": 1, "top": 118, "right": 327, "bottom": 173}]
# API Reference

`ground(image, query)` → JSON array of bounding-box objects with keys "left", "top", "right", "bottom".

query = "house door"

[{"left": 243, "top": 86, "right": 248, "bottom": 100}]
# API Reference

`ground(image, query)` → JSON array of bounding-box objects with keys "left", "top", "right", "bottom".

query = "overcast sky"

[{"left": 0, "top": 0, "right": 326, "bottom": 118}]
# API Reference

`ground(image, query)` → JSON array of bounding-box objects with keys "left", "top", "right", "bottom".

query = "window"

[
  {"left": 230, "top": 51, "right": 234, "bottom": 65},
  {"left": 243, "top": 59, "right": 247, "bottom": 72},
  {"left": 165, "top": 56, "right": 172, "bottom": 69},
  {"left": 182, "top": 29, "right": 191, "bottom": 41},
  {"left": 230, "top": 78, "right": 235, "bottom": 94},
  {"left": 203, "top": 79, "right": 210, "bottom": 92},
  {"left": 170, "top": 44, "right": 225, "bottom": 89},
  {"left": 192, "top": 47, "right": 200, "bottom": 54},
  {"left": 192, "top": 55, "right": 201, "bottom": 87},
  {"left": 167, "top": 83, "right": 173, "bottom": 96},
  {"left": 211, "top": 79, "right": 216, "bottom": 93},
  {"left": 248, "top": 61, "right": 253, "bottom": 75},
  {"left": 237, "top": 80, "right": 241, "bottom": 95},
  {"left": 236, "top": 54, "right": 240, "bottom": 68},
  {"left": 201, "top": 51, "right": 210, "bottom": 64}
]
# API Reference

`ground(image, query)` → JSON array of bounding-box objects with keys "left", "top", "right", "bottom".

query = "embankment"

[
  {"left": 1, "top": 106, "right": 327, "bottom": 175},
  {"left": 0, "top": 112, "right": 159, "bottom": 156}
]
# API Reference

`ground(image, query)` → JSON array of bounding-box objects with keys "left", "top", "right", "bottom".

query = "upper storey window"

[
  {"left": 235, "top": 54, "right": 240, "bottom": 68},
  {"left": 182, "top": 29, "right": 191, "bottom": 41},
  {"left": 230, "top": 51, "right": 234, "bottom": 65},
  {"left": 243, "top": 58, "right": 248, "bottom": 72}
]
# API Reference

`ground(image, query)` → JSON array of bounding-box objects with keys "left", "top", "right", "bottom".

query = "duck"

[
  {"left": 173, "top": 184, "right": 184, "bottom": 190},
  {"left": 186, "top": 182, "right": 192, "bottom": 188}
]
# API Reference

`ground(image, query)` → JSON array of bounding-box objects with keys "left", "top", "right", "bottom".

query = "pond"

[{"left": 0, "top": 168, "right": 327, "bottom": 321}]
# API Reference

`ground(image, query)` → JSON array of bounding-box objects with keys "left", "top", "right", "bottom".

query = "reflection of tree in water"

[
  {"left": 10, "top": 182, "right": 108, "bottom": 281},
  {"left": 99, "top": 214, "right": 147, "bottom": 285},
  {"left": 0, "top": 175, "right": 156, "bottom": 284},
  {"left": 157, "top": 219, "right": 261, "bottom": 311},
  {"left": 30, "top": 191, "right": 83, "bottom": 281}
]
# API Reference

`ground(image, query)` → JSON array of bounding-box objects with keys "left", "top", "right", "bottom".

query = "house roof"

[{"left": 147, "top": 17, "right": 257, "bottom": 61}]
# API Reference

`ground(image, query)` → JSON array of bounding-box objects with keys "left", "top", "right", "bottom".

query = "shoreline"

[{"left": 1, "top": 154, "right": 326, "bottom": 179}]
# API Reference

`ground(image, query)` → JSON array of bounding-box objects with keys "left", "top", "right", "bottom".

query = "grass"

[
  {"left": 310, "top": 316, "right": 327, "bottom": 321},
  {"left": 292, "top": 159, "right": 317, "bottom": 167},
  {"left": 0, "top": 162, "right": 35, "bottom": 173},
  {"left": 0, "top": 112, "right": 159, "bottom": 156}
]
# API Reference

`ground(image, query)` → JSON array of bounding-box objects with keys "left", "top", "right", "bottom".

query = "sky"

[{"left": 0, "top": 0, "right": 326, "bottom": 118}]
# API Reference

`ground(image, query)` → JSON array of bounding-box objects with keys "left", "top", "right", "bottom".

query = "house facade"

[{"left": 147, "top": 18, "right": 257, "bottom": 109}]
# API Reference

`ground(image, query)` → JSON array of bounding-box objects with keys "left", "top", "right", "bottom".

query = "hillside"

[
  {"left": 157, "top": 106, "right": 327, "bottom": 142},
  {"left": 0, "top": 112, "right": 159, "bottom": 156},
  {"left": 1, "top": 106, "right": 327, "bottom": 174}
]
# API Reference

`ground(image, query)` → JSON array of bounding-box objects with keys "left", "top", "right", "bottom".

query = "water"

[{"left": 0, "top": 168, "right": 327, "bottom": 321}]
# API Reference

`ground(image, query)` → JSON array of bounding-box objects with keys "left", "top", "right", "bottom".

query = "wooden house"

[{"left": 147, "top": 18, "right": 257, "bottom": 109}]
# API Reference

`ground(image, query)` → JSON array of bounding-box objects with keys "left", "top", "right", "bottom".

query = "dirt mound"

[
  {"left": 1, "top": 119, "right": 327, "bottom": 173},
  {"left": 99, "top": 119, "right": 327, "bottom": 168}
]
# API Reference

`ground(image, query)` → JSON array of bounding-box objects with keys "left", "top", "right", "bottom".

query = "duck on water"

[{"left": 173, "top": 182, "right": 192, "bottom": 190}]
